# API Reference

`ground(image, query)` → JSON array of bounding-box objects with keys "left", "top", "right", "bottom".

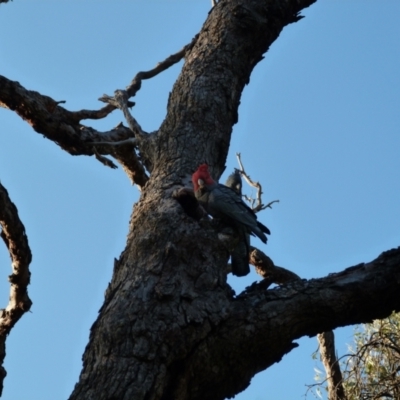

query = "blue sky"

[{"left": 0, "top": 1, "right": 399, "bottom": 399}]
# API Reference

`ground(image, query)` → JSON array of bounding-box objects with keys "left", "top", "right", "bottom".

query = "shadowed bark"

[
  {"left": 249, "top": 246, "right": 346, "bottom": 400},
  {"left": 2, "top": 0, "right": 400, "bottom": 400}
]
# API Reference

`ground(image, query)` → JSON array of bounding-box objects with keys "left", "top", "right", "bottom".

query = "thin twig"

[
  {"left": 264, "top": 199, "right": 280, "bottom": 209},
  {"left": 80, "top": 35, "right": 198, "bottom": 122},
  {"left": 72, "top": 104, "right": 123, "bottom": 122},
  {"left": 91, "top": 138, "right": 138, "bottom": 147},
  {"left": 126, "top": 34, "right": 198, "bottom": 97},
  {"left": 93, "top": 147, "right": 118, "bottom": 169},
  {"left": 99, "top": 35, "right": 199, "bottom": 136},
  {"left": 236, "top": 152, "right": 279, "bottom": 212}
]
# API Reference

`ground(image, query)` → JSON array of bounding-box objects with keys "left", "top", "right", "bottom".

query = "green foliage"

[
  {"left": 309, "top": 313, "right": 400, "bottom": 400},
  {"left": 342, "top": 312, "right": 400, "bottom": 400}
]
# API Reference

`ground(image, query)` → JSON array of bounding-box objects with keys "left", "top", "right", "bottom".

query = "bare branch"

[
  {"left": 91, "top": 138, "right": 138, "bottom": 147},
  {"left": 125, "top": 35, "right": 198, "bottom": 98},
  {"left": 70, "top": 104, "right": 118, "bottom": 121},
  {"left": 317, "top": 331, "right": 347, "bottom": 400},
  {"left": 0, "top": 76, "right": 150, "bottom": 185},
  {"left": 92, "top": 147, "right": 118, "bottom": 169},
  {"left": 0, "top": 182, "right": 32, "bottom": 396},
  {"left": 263, "top": 199, "right": 280, "bottom": 209},
  {"left": 0, "top": 34, "right": 199, "bottom": 186},
  {"left": 86, "top": 35, "right": 198, "bottom": 132},
  {"left": 99, "top": 90, "right": 146, "bottom": 138},
  {"left": 236, "top": 152, "right": 278, "bottom": 212},
  {"left": 0, "top": 75, "right": 128, "bottom": 155}
]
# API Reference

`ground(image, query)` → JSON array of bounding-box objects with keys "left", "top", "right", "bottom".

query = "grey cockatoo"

[{"left": 192, "top": 164, "right": 270, "bottom": 276}]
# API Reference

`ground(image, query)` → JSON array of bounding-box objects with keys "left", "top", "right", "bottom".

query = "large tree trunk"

[
  {"left": 68, "top": 2, "right": 314, "bottom": 398},
  {"left": 66, "top": 2, "right": 400, "bottom": 399},
  {"left": 1, "top": 1, "right": 400, "bottom": 399}
]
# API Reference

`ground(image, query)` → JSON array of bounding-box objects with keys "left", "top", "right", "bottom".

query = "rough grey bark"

[
  {"left": 1, "top": 1, "right": 400, "bottom": 400},
  {"left": 249, "top": 247, "right": 346, "bottom": 400}
]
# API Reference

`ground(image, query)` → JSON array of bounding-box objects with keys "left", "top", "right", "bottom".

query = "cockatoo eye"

[{"left": 198, "top": 178, "right": 204, "bottom": 187}]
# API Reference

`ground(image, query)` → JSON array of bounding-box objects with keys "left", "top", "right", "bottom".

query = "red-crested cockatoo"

[{"left": 192, "top": 164, "right": 270, "bottom": 276}]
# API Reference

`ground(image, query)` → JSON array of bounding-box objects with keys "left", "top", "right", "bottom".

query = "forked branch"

[
  {"left": 99, "top": 90, "right": 146, "bottom": 138},
  {"left": 236, "top": 153, "right": 279, "bottom": 212},
  {"left": 98, "top": 34, "right": 198, "bottom": 139},
  {"left": 0, "top": 35, "right": 198, "bottom": 185}
]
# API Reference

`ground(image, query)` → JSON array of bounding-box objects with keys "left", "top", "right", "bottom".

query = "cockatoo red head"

[{"left": 192, "top": 164, "right": 216, "bottom": 191}]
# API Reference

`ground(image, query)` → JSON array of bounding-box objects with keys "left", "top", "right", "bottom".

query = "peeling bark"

[{"left": 0, "top": 183, "right": 32, "bottom": 396}]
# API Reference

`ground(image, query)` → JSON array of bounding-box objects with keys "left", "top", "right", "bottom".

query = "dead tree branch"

[
  {"left": 125, "top": 35, "right": 198, "bottom": 98},
  {"left": 71, "top": 104, "right": 121, "bottom": 122},
  {"left": 0, "top": 76, "right": 149, "bottom": 187},
  {"left": 0, "top": 36, "right": 199, "bottom": 185},
  {"left": 99, "top": 90, "right": 146, "bottom": 138},
  {"left": 98, "top": 35, "right": 198, "bottom": 141},
  {"left": 0, "top": 182, "right": 32, "bottom": 396},
  {"left": 0, "top": 76, "right": 132, "bottom": 156},
  {"left": 236, "top": 152, "right": 279, "bottom": 212}
]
